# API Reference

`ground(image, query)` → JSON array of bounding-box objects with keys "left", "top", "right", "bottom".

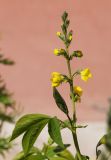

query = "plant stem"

[
  {"left": 0, "top": 106, "right": 7, "bottom": 134},
  {"left": 66, "top": 47, "right": 82, "bottom": 160}
]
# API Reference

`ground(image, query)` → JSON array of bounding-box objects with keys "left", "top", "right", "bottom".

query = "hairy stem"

[{"left": 66, "top": 47, "right": 82, "bottom": 160}]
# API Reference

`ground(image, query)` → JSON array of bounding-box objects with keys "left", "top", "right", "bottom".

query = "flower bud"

[
  {"left": 53, "top": 49, "right": 66, "bottom": 56},
  {"left": 69, "top": 35, "right": 72, "bottom": 41},
  {"left": 54, "top": 49, "right": 60, "bottom": 56},
  {"left": 56, "top": 32, "right": 61, "bottom": 37},
  {"left": 73, "top": 86, "right": 83, "bottom": 102},
  {"left": 74, "top": 86, "right": 83, "bottom": 96},
  {"left": 72, "top": 51, "right": 83, "bottom": 58},
  {"left": 68, "top": 30, "right": 73, "bottom": 40}
]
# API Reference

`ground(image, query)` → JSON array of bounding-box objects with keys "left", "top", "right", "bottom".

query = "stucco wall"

[{"left": 0, "top": 0, "right": 111, "bottom": 121}]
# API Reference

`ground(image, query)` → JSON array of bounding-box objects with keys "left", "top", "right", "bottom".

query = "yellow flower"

[
  {"left": 54, "top": 49, "right": 66, "bottom": 56},
  {"left": 51, "top": 72, "right": 64, "bottom": 87},
  {"left": 74, "top": 86, "right": 83, "bottom": 96},
  {"left": 56, "top": 32, "right": 61, "bottom": 37},
  {"left": 80, "top": 68, "right": 92, "bottom": 82},
  {"left": 69, "top": 35, "right": 72, "bottom": 41},
  {"left": 54, "top": 49, "right": 60, "bottom": 56}
]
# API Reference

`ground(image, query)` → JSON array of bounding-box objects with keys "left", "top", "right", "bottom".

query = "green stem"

[
  {"left": 0, "top": 106, "right": 7, "bottom": 134},
  {"left": 66, "top": 47, "right": 82, "bottom": 160}
]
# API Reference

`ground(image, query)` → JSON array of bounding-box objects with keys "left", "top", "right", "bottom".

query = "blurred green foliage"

[
  {"left": 0, "top": 52, "right": 17, "bottom": 158},
  {"left": 96, "top": 99, "right": 111, "bottom": 160},
  {"left": 13, "top": 138, "right": 75, "bottom": 160}
]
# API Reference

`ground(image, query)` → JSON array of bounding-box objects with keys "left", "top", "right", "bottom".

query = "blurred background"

[{"left": 0, "top": 0, "right": 111, "bottom": 159}]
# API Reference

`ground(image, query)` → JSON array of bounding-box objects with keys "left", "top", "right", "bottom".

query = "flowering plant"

[{"left": 10, "top": 11, "right": 109, "bottom": 160}]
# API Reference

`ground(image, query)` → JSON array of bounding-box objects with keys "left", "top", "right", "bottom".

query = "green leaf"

[
  {"left": 53, "top": 144, "right": 70, "bottom": 153},
  {"left": 22, "top": 118, "right": 49, "bottom": 155},
  {"left": 96, "top": 134, "right": 107, "bottom": 159},
  {"left": 61, "top": 24, "right": 67, "bottom": 35},
  {"left": 50, "top": 157, "right": 67, "bottom": 160},
  {"left": 14, "top": 154, "right": 45, "bottom": 160},
  {"left": 62, "top": 11, "right": 68, "bottom": 23},
  {"left": 0, "top": 84, "right": 14, "bottom": 106},
  {"left": 0, "top": 58, "right": 14, "bottom": 65},
  {"left": 96, "top": 132, "right": 111, "bottom": 159},
  {"left": 10, "top": 114, "right": 50, "bottom": 141},
  {"left": 13, "top": 151, "right": 25, "bottom": 160},
  {"left": 13, "top": 147, "right": 42, "bottom": 160},
  {"left": 0, "top": 137, "right": 12, "bottom": 150},
  {"left": 57, "top": 150, "right": 75, "bottom": 160},
  {"left": 0, "top": 112, "right": 14, "bottom": 123},
  {"left": 44, "top": 145, "right": 56, "bottom": 158},
  {"left": 53, "top": 88, "right": 68, "bottom": 115},
  {"left": 104, "top": 132, "right": 111, "bottom": 150},
  {"left": 48, "top": 117, "right": 64, "bottom": 148},
  {"left": 0, "top": 137, "right": 12, "bottom": 158},
  {"left": 26, "top": 155, "right": 45, "bottom": 160},
  {"left": 0, "top": 95, "right": 13, "bottom": 106}
]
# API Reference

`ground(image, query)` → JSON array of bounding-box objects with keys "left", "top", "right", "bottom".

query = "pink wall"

[{"left": 0, "top": 0, "right": 111, "bottom": 121}]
